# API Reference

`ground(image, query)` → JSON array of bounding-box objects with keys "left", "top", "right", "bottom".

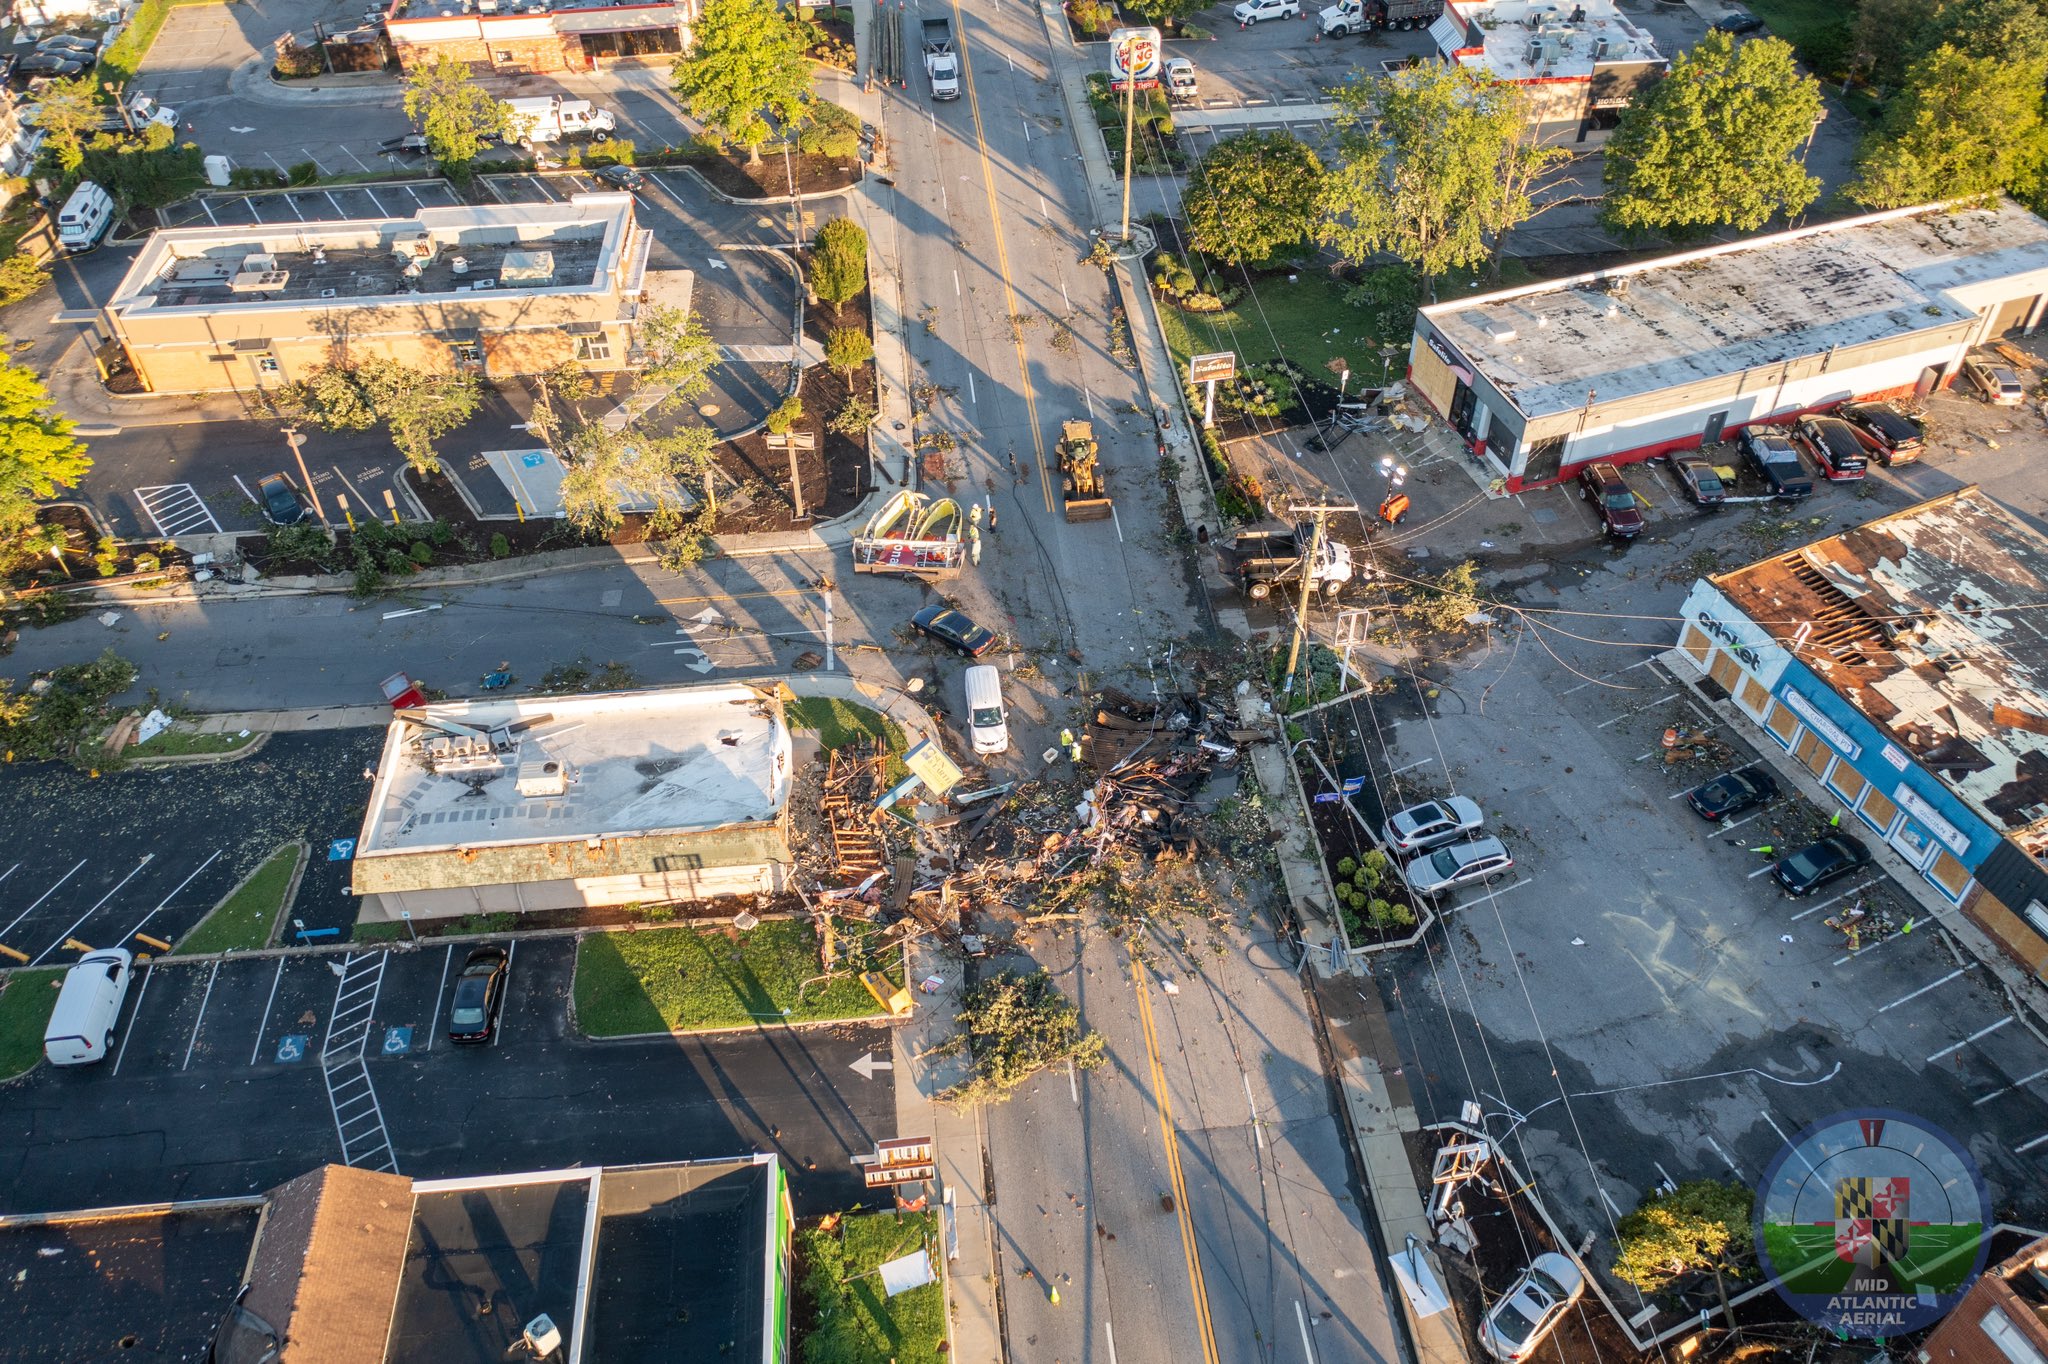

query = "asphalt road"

[{"left": 0, "top": 934, "right": 896, "bottom": 1216}]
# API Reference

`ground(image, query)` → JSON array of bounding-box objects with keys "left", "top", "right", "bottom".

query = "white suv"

[{"left": 1234, "top": 0, "right": 1301, "bottom": 22}]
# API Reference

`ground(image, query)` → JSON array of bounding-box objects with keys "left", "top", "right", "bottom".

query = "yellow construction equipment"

[{"left": 1056, "top": 420, "right": 1113, "bottom": 522}]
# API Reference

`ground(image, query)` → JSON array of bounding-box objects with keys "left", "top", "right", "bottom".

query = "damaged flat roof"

[
  {"left": 1422, "top": 201, "right": 2048, "bottom": 419},
  {"left": 358, "top": 683, "right": 792, "bottom": 858},
  {"left": 1713, "top": 488, "right": 2048, "bottom": 849}
]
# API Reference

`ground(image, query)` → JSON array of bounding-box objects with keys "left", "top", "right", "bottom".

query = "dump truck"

[
  {"left": 922, "top": 18, "right": 960, "bottom": 100},
  {"left": 1220, "top": 523, "right": 1354, "bottom": 600},
  {"left": 852, "top": 490, "right": 966, "bottom": 578},
  {"left": 1316, "top": 0, "right": 1442, "bottom": 34},
  {"left": 1056, "top": 420, "right": 1114, "bottom": 522}
]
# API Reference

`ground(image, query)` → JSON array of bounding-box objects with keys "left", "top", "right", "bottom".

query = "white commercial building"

[
  {"left": 1407, "top": 200, "right": 2048, "bottom": 491},
  {"left": 1430, "top": 0, "right": 1665, "bottom": 132}
]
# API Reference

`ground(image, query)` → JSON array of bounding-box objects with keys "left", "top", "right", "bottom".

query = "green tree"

[
  {"left": 1182, "top": 130, "right": 1325, "bottom": 267},
  {"left": 938, "top": 970, "right": 1106, "bottom": 1106},
  {"left": 1601, "top": 32, "right": 1822, "bottom": 238},
  {"left": 764, "top": 394, "right": 802, "bottom": 434},
  {"left": 279, "top": 355, "right": 480, "bottom": 477},
  {"left": 557, "top": 420, "right": 722, "bottom": 541},
  {"left": 824, "top": 325, "right": 873, "bottom": 377},
  {"left": 1480, "top": 116, "right": 1575, "bottom": 279},
  {"left": 1319, "top": 65, "right": 1526, "bottom": 298},
  {"left": 0, "top": 254, "right": 51, "bottom": 309},
  {"left": 402, "top": 55, "right": 515, "bottom": 174},
  {"left": 0, "top": 349, "right": 91, "bottom": 559},
  {"left": 671, "top": 0, "right": 814, "bottom": 165},
  {"left": 1614, "top": 1179, "right": 1755, "bottom": 1292},
  {"left": 28, "top": 78, "right": 106, "bottom": 176},
  {"left": 1125, "top": 0, "right": 1211, "bottom": 30},
  {"left": 636, "top": 304, "right": 722, "bottom": 411},
  {"left": 810, "top": 216, "right": 869, "bottom": 317},
  {"left": 1848, "top": 46, "right": 2048, "bottom": 209},
  {"left": 1919, "top": 0, "right": 2048, "bottom": 65}
]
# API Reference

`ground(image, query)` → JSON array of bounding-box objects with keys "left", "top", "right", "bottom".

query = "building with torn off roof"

[
  {"left": 1677, "top": 488, "right": 2048, "bottom": 974},
  {"left": 352, "top": 682, "right": 793, "bottom": 921},
  {"left": 1409, "top": 200, "right": 2048, "bottom": 491},
  {"left": 1430, "top": 0, "right": 1666, "bottom": 130},
  {"left": 99, "top": 194, "right": 681, "bottom": 396},
  {"left": 0, "top": 1156, "right": 789, "bottom": 1364}
]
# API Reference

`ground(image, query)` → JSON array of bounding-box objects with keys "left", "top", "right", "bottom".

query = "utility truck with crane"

[{"left": 1220, "top": 523, "right": 1354, "bottom": 599}]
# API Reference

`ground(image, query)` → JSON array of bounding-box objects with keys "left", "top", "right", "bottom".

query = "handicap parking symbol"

[
  {"left": 382, "top": 1026, "right": 412, "bottom": 1056},
  {"left": 328, "top": 838, "right": 356, "bottom": 862},
  {"left": 275, "top": 1034, "right": 308, "bottom": 1064},
  {"left": 521, "top": 452, "right": 547, "bottom": 468}
]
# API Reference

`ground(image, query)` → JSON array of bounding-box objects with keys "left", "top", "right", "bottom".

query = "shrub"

[
  {"left": 286, "top": 160, "right": 319, "bottom": 186},
  {"left": 796, "top": 99, "right": 861, "bottom": 158},
  {"left": 408, "top": 541, "right": 433, "bottom": 565},
  {"left": 829, "top": 394, "right": 876, "bottom": 437},
  {"left": 764, "top": 394, "right": 803, "bottom": 435},
  {"left": 585, "top": 136, "right": 636, "bottom": 166},
  {"left": 1336, "top": 856, "right": 1357, "bottom": 879},
  {"left": 1366, "top": 899, "right": 1415, "bottom": 930},
  {"left": 824, "top": 325, "right": 873, "bottom": 376},
  {"left": 489, "top": 532, "right": 512, "bottom": 559},
  {"left": 93, "top": 537, "right": 121, "bottom": 578},
  {"left": 0, "top": 252, "right": 50, "bottom": 308},
  {"left": 426, "top": 519, "right": 453, "bottom": 546}
]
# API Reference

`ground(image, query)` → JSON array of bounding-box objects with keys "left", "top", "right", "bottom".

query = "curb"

[
  {"left": 581, "top": 1010, "right": 898, "bottom": 1042},
  {"left": 124, "top": 727, "right": 273, "bottom": 769}
]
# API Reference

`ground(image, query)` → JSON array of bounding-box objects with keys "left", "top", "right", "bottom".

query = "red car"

[
  {"left": 1793, "top": 417, "right": 1868, "bottom": 481},
  {"left": 1578, "top": 461, "right": 1644, "bottom": 538}
]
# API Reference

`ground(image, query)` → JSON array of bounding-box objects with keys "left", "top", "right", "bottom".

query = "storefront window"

[
  {"left": 1764, "top": 702, "right": 1799, "bottom": 748},
  {"left": 1859, "top": 786, "right": 1899, "bottom": 834},
  {"left": 1794, "top": 729, "right": 1832, "bottom": 777},
  {"left": 1927, "top": 851, "right": 1971, "bottom": 900},
  {"left": 1737, "top": 675, "right": 1769, "bottom": 717},
  {"left": 1708, "top": 649, "right": 1742, "bottom": 692},
  {"left": 1679, "top": 624, "right": 1710, "bottom": 665},
  {"left": 1828, "top": 764, "right": 1868, "bottom": 807}
]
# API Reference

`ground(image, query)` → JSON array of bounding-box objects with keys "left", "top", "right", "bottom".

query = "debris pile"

[{"left": 821, "top": 741, "right": 889, "bottom": 878}]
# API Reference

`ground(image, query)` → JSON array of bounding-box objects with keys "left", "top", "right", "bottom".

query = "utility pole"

[
  {"left": 283, "top": 426, "right": 328, "bottom": 527},
  {"left": 1281, "top": 501, "right": 1358, "bottom": 699},
  {"left": 104, "top": 81, "right": 135, "bottom": 134}
]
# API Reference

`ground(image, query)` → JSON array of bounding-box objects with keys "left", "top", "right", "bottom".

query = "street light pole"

[{"left": 283, "top": 426, "right": 328, "bottom": 527}]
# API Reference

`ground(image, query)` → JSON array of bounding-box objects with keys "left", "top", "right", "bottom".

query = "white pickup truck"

[{"left": 922, "top": 18, "right": 961, "bottom": 99}]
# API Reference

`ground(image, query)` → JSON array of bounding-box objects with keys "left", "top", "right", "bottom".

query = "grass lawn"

[
  {"left": 785, "top": 696, "right": 903, "bottom": 752},
  {"left": 129, "top": 723, "right": 258, "bottom": 760},
  {"left": 572, "top": 919, "right": 899, "bottom": 1036},
  {"left": 0, "top": 970, "right": 64, "bottom": 1081},
  {"left": 177, "top": 843, "right": 299, "bottom": 955},
  {"left": 1743, "top": 0, "right": 1848, "bottom": 59},
  {"left": 795, "top": 1211, "right": 947, "bottom": 1364},
  {"left": 1155, "top": 272, "right": 1380, "bottom": 377}
]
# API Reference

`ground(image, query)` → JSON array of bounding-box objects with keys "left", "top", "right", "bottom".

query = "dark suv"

[
  {"left": 1839, "top": 402, "right": 1923, "bottom": 466},
  {"left": 1578, "top": 461, "right": 1644, "bottom": 538},
  {"left": 1793, "top": 416, "right": 1868, "bottom": 481},
  {"left": 1739, "top": 428, "right": 1813, "bottom": 498}
]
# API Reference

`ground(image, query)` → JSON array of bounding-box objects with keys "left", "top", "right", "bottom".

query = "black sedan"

[
  {"left": 447, "top": 946, "right": 509, "bottom": 1043},
  {"left": 595, "top": 164, "right": 644, "bottom": 191},
  {"left": 1772, "top": 834, "right": 1871, "bottom": 896},
  {"left": 1685, "top": 765, "right": 1778, "bottom": 820},
  {"left": 257, "top": 472, "right": 310, "bottom": 526},
  {"left": 17, "top": 51, "right": 88, "bottom": 77},
  {"left": 1713, "top": 10, "right": 1765, "bottom": 32},
  {"left": 911, "top": 604, "right": 997, "bottom": 657}
]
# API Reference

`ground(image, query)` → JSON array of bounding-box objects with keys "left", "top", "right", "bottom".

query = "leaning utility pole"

[
  {"left": 1119, "top": 36, "right": 1137, "bottom": 243},
  {"left": 1281, "top": 501, "right": 1359, "bottom": 699}
]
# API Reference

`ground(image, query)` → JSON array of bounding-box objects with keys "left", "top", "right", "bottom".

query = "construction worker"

[
  {"left": 1069, "top": 740, "right": 1083, "bottom": 764},
  {"left": 1378, "top": 491, "right": 1411, "bottom": 526},
  {"left": 969, "top": 524, "right": 983, "bottom": 565},
  {"left": 987, "top": 504, "right": 999, "bottom": 531},
  {"left": 1059, "top": 727, "right": 1075, "bottom": 750},
  {"left": 970, "top": 503, "right": 983, "bottom": 528}
]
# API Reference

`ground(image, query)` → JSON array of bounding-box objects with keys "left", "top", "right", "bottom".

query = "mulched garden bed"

[
  {"left": 714, "top": 358, "right": 872, "bottom": 533},
  {"left": 676, "top": 147, "right": 862, "bottom": 199}
]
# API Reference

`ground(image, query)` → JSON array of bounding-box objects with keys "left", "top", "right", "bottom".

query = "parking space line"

[
  {"left": 243, "top": 195, "right": 261, "bottom": 221},
  {"left": 341, "top": 146, "right": 373, "bottom": 173},
  {"left": 364, "top": 187, "right": 390, "bottom": 216},
  {"left": 1704, "top": 1134, "right": 1741, "bottom": 1176},
  {"left": 325, "top": 190, "right": 346, "bottom": 217},
  {"left": 1718, "top": 809, "right": 1767, "bottom": 834},
  {"left": 405, "top": 185, "right": 425, "bottom": 208},
  {"left": 200, "top": 198, "right": 219, "bottom": 226},
  {"left": 0, "top": 864, "right": 14, "bottom": 885},
  {"left": 1976, "top": 1065, "right": 2048, "bottom": 1107},
  {"left": 1877, "top": 965, "right": 1974, "bottom": 1012},
  {"left": 31, "top": 855, "right": 155, "bottom": 965},
  {"left": 1388, "top": 757, "right": 1433, "bottom": 776},
  {"left": 329, "top": 465, "right": 376, "bottom": 518},
  {"left": 181, "top": 959, "right": 221, "bottom": 1070},
  {"left": 0, "top": 859, "right": 85, "bottom": 941},
  {"left": 125, "top": 849, "right": 222, "bottom": 942},
  {"left": 302, "top": 150, "right": 327, "bottom": 175},
  {"left": 1747, "top": 863, "right": 1777, "bottom": 879},
  {"left": 423, "top": 944, "right": 453, "bottom": 1052},
  {"left": 233, "top": 473, "right": 258, "bottom": 507},
  {"left": 111, "top": 965, "right": 152, "bottom": 1076},
  {"left": 1929, "top": 1017, "right": 2013, "bottom": 1064},
  {"left": 282, "top": 195, "right": 305, "bottom": 222},
  {"left": 493, "top": 939, "right": 516, "bottom": 1047},
  {"left": 1442, "top": 879, "right": 1534, "bottom": 914},
  {"left": 1790, "top": 879, "right": 1879, "bottom": 922},
  {"left": 251, "top": 957, "right": 287, "bottom": 1064},
  {"left": 2016, "top": 1132, "right": 2048, "bottom": 1155}
]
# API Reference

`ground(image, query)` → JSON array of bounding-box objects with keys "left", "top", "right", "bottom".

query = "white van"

[
  {"left": 56, "top": 181, "right": 115, "bottom": 254},
  {"left": 964, "top": 664, "right": 1008, "bottom": 755},
  {"left": 43, "top": 947, "right": 134, "bottom": 1067}
]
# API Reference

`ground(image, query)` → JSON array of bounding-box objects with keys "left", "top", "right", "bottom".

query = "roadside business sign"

[
  {"left": 1107, "top": 26, "right": 1162, "bottom": 82},
  {"left": 1189, "top": 351, "right": 1237, "bottom": 385},
  {"left": 858, "top": 1136, "right": 938, "bottom": 1187}
]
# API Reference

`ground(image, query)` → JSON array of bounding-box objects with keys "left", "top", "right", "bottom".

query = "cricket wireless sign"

[{"left": 1753, "top": 1110, "right": 1991, "bottom": 1338}]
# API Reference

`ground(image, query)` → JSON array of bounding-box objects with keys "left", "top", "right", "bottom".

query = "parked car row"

[
  {"left": 1380, "top": 797, "right": 1515, "bottom": 898},
  {"left": 1680, "top": 763, "right": 1875, "bottom": 895}
]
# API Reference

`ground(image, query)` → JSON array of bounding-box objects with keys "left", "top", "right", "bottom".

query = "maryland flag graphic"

[{"left": 1834, "top": 1176, "right": 1911, "bottom": 1269}]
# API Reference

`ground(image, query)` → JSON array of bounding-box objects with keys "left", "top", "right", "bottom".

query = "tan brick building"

[
  {"left": 383, "top": 0, "right": 692, "bottom": 74},
  {"left": 101, "top": 194, "right": 680, "bottom": 396},
  {"left": 1918, "top": 1236, "right": 2048, "bottom": 1364}
]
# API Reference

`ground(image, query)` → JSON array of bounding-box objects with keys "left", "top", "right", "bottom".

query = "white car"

[
  {"left": 1233, "top": 0, "right": 1301, "bottom": 22},
  {"left": 1403, "top": 836, "right": 1513, "bottom": 897},
  {"left": 1479, "top": 1252, "right": 1585, "bottom": 1361},
  {"left": 1382, "top": 796, "right": 1484, "bottom": 855}
]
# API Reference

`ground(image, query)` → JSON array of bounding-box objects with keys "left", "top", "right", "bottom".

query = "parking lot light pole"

[
  {"left": 104, "top": 82, "right": 135, "bottom": 134},
  {"left": 283, "top": 426, "right": 328, "bottom": 527}
]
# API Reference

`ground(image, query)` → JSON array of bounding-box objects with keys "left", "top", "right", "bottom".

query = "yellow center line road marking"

[
  {"left": 1130, "top": 956, "right": 1223, "bottom": 1364},
  {"left": 952, "top": 0, "right": 1056, "bottom": 516},
  {"left": 653, "top": 587, "right": 816, "bottom": 606}
]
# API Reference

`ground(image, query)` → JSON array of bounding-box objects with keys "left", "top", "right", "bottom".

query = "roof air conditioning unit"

[
  {"left": 522, "top": 1314, "right": 563, "bottom": 1359},
  {"left": 515, "top": 758, "right": 571, "bottom": 798}
]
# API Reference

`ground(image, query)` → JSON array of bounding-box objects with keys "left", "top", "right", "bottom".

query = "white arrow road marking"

[{"left": 849, "top": 1051, "right": 894, "bottom": 1081}]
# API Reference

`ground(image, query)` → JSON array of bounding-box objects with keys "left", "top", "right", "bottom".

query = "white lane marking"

[
  {"left": 1977, "top": 1065, "right": 2048, "bottom": 1107},
  {"left": 252, "top": 956, "right": 287, "bottom": 1064},
  {"left": 1704, "top": 1134, "right": 1741, "bottom": 1175},
  {"left": 968, "top": 372, "right": 976, "bottom": 404},
  {"left": 425, "top": 944, "right": 453, "bottom": 1052},
  {"left": 1068, "top": 1057, "right": 1079, "bottom": 1104},
  {"left": 1877, "top": 965, "right": 1974, "bottom": 1013},
  {"left": 1717, "top": 810, "right": 1766, "bottom": 833},
  {"left": 0, "top": 859, "right": 86, "bottom": 942},
  {"left": 1243, "top": 1072, "right": 1264, "bottom": 1150},
  {"left": 1599, "top": 1186, "right": 1621, "bottom": 1216},
  {"left": 0, "top": 865, "right": 15, "bottom": 885},
  {"left": 1294, "top": 1301, "right": 1315, "bottom": 1363},
  {"left": 1109, "top": 502, "right": 1124, "bottom": 543},
  {"left": 1746, "top": 863, "right": 1777, "bottom": 879},
  {"left": 1790, "top": 880, "right": 1878, "bottom": 922},
  {"left": 232, "top": 472, "right": 258, "bottom": 506},
  {"left": 111, "top": 965, "right": 152, "bottom": 1075},
  {"left": 1929, "top": 1017, "right": 2012, "bottom": 1063},
  {"left": 1106, "top": 1320, "right": 1119, "bottom": 1364},
  {"left": 1388, "top": 757, "right": 1433, "bottom": 776},
  {"left": 952, "top": 268, "right": 960, "bottom": 297},
  {"left": 2016, "top": 1131, "right": 2048, "bottom": 1155},
  {"left": 124, "top": 850, "right": 222, "bottom": 941},
  {"left": 182, "top": 958, "right": 221, "bottom": 1070},
  {"left": 32, "top": 856, "right": 156, "bottom": 965}
]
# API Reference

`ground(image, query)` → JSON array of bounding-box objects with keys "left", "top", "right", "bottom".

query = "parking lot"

[
  {"left": 1316, "top": 407, "right": 2048, "bottom": 1281},
  {"left": 151, "top": 179, "right": 466, "bottom": 232},
  {"left": 1, "top": 933, "right": 897, "bottom": 1215}
]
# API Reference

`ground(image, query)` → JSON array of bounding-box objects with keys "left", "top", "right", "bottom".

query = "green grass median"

[
  {"left": 176, "top": 843, "right": 299, "bottom": 955},
  {"left": 0, "top": 970, "right": 64, "bottom": 1082},
  {"left": 795, "top": 1211, "right": 946, "bottom": 1364},
  {"left": 572, "top": 919, "right": 897, "bottom": 1036}
]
